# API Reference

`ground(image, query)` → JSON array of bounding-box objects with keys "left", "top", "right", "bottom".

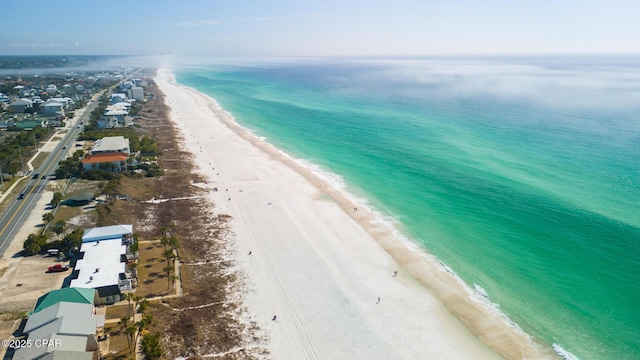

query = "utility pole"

[
  {"left": 0, "top": 165, "right": 4, "bottom": 190},
  {"left": 33, "top": 131, "right": 38, "bottom": 151}
]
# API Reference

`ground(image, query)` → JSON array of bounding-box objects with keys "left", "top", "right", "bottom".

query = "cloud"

[
  {"left": 357, "top": 58, "right": 640, "bottom": 111},
  {"left": 175, "top": 13, "right": 318, "bottom": 27}
]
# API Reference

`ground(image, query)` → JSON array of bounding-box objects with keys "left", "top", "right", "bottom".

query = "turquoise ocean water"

[{"left": 174, "top": 57, "right": 640, "bottom": 360}]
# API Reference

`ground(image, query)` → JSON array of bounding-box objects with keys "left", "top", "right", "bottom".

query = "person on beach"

[
  {"left": 248, "top": 251, "right": 252, "bottom": 255},
  {"left": 393, "top": 271, "right": 398, "bottom": 277},
  {"left": 376, "top": 297, "right": 380, "bottom": 304},
  {"left": 272, "top": 315, "right": 277, "bottom": 321}
]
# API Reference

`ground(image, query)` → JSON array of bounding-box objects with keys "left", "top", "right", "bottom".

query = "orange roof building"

[{"left": 82, "top": 152, "right": 128, "bottom": 172}]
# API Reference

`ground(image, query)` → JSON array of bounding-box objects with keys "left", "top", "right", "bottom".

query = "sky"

[{"left": 1, "top": 0, "right": 639, "bottom": 56}]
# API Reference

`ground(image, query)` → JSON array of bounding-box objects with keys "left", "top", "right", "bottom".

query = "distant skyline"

[{"left": 2, "top": 0, "right": 640, "bottom": 56}]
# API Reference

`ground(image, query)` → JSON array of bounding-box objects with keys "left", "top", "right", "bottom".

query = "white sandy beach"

[{"left": 155, "top": 68, "right": 557, "bottom": 360}]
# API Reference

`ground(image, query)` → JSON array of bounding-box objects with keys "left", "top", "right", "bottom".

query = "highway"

[{"left": 0, "top": 98, "right": 101, "bottom": 257}]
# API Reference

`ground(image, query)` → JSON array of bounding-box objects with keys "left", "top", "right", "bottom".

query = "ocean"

[{"left": 174, "top": 56, "right": 640, "bottom": 360}]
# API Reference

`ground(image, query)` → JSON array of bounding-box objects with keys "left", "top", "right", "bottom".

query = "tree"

[
  {"left": 7, "top": 162, "right": 20, "bottom": 178},
  {"left": 126, "top": 325, "right": 136, "bottom": 352},
  {"left": 42, "top": 212, "right": 54, "bottom": 224},
  {"left": 160, "top": 235, "right": 169, "bottom": 252},
  {"left": 52, "top": 220, "right": 66, "bottom": 235},
  {"left": 163, "top": 265, "right": 173, "bottom": 288},
  {"left": 50, "top": 192, "right": 63, "bottom": 207},
  {"left": 140, "top": 332, "right": 163, "bottom": 360},
  {"left": 63, "top": 228, "right": 83, "bottom": 255},
  {"left": 138, "top": 299, "right": 147, "bottom": 313},
  {"left": 122, "top": 292, "right": 133, "bottom": 317},
  {"left": 23, "top": 233, "right": 47, "bottom": 255},
  {"left": 127, "top": 262, "right": 138, "bottom": 278},
  {"left": 169, "top": 235, "right": 179, "bottom": 258},
  {"left": 119, "top": 316, "right": 130, "bottom": 335},
  {"left": 129, "top": 238, "right": 139, "bottom": 259},
  {"left": 133, "top": 295, "right": 143, "bottom": 313},
  {"left": 134, "top": 315, "right": 153, "bottom": 351},
  {"left": 163, "top": 249, "right": 175, "bottom": 267}
]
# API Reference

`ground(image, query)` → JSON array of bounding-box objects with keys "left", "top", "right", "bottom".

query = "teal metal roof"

[{"left": 32, "top": 288, "right": 95, "bottom": 314}]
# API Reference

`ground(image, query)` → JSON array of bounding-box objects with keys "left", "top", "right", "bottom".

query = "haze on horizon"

[{"left": 1, "top": 0, "right": 639, "bottom": 57}]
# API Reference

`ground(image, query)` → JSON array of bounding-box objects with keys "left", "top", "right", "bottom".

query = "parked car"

[{"left": 47, "top": 264, "right": 69, "bottom": 272}]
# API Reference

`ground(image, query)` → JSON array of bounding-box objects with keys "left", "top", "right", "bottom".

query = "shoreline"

[{"left": 155, "top": 68, "right": 557, "bottom": 359}]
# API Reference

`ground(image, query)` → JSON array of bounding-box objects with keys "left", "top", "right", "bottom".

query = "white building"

[
  {"left": 110, "top": 93, "right": 127, "bottom": 104},
  {"left": 91, "top": 136, "right": 130, "bottom": 155},
  {"left": 70, "top": 225, "right": 134, "bottom": 304},
  {"left": 131, "top": 86, "right": 144, "bottom": 101}
]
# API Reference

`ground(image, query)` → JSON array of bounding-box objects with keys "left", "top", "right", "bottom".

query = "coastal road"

[{"left": 0, "top": 98, "right": 100, "bottom": 257}]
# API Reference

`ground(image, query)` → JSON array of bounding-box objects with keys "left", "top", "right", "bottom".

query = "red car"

[{"left": 48, "top": 264, "right": 69, "bottom": 272}]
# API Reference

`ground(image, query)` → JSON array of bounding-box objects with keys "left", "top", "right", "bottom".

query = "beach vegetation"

[
  {"left": 84, "top": 77, "right": 258, "bottom": 358},
  {"left": 140, "top": 332, "right": 163, "bottom": 359}
]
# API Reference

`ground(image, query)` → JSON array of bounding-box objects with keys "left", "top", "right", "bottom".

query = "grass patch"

[
  {"left": 103, "top": 323, "right": 134, "bottom": 360},
  {"left": 0, "top": 311, "right": 27, "bottom": 321},
  {"left": 114, "top": 176, "right": 155, "bottom": 201},
  {"left": 31, "top": 151, "right": 50, "bottom": 170},
  {"left": 53, "top": 206, "right": 82, "bottom": 222},
  {"left": 136, "top": 242, "right": 172, "bottom": 298},
  {"left": 105, "top": 304, "right": 133, "bottom": 320},
  {"left": 62, "top": 179, "right": 104, "bottom": 198}
]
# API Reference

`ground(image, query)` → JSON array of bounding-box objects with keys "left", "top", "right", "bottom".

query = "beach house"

[
  {"left": 8, "top": 98, "right": 33, "bottom": 113},
  {"left": 69, "top": 225, "right": 135, "bottom": 304},
  {"left": 91, "top": 136, "right": 130, "bottom": 155},
  {"left": 14, "top": 288, "right": 103, "bottom": 360},
  {"left": 81, "top": 152, "right": 129, "bottom": 172},
  {"left": 40, "top": 99, "right": 64, "bottom": 115}
]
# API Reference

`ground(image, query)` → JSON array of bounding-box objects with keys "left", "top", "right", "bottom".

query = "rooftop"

[
  {"left": 81, "top": 152, "right": 129, "bottom": 164},
  {"left": 13, "top": 334, "right": 93, "bottom": 360},
  {"left": 26, "top": 302, "right": 94, "bottom": 333},
  {"left": 82, "top": 224, "right": 132, "bottom": 243},
  {"left": 91, "top": 136, "right": 130, "bottom": 154},
  {"left": 32, "top": 288, "right": 95, "bottom": 314},
  {"left": 70, "top": 239, "right": 127, "bottom": 290},
  {"left": 104, "top": 109, "right": 128, "bottom": 116},
  {"left": 26, "top": 303, "right": 100, "bottom": 337}
]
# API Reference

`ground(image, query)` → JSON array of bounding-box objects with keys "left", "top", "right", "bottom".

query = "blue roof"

[{"left": 82, "top": 224, "right": 132, "bottom": 243}]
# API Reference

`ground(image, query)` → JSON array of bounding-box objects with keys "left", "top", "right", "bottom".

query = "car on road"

[
  {"left": 41, "top": 174, "right": 47, "bottom": 179},
  {"left": 18, "top": 193, "right": 25, "bottom": 200},
  {"left": 47, "top": 264, "right": 69, "bottom": 272},
  {"left": 62, "top": 145, "right": 67, "bottom": 149},
  {"left": 32, "top": 173, "right": 40, "bottom": 179}
]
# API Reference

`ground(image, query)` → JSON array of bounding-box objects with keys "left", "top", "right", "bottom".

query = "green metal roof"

[{"left": 32, "top": 288, "right": 95, "bottom": 314}]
